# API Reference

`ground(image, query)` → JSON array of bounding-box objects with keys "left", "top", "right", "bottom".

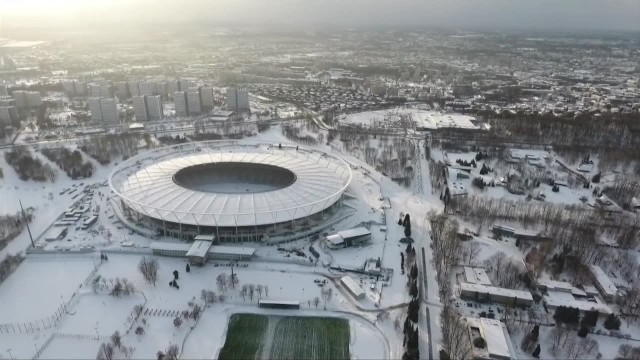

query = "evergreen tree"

[
  {"left": 578, "top": 326, "right": 589, "bottom": 337},
  {"left": 604, "top": 313, "right": 621, "bottom": 330},
  {"left": 532, "top": 344, "right": 540, "bottom": 358}
]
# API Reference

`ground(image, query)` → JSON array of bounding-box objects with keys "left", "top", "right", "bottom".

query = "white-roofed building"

[
  {"left": 464, "top": 267, "right": 492, "bottom": 286},
  {"left": 186, "top": 236, "right": 214, "bottom": 265},
  {"left": 459, "top": 282, "right": 533, "bottom": 307},
  {"left": 340, "top": 276, "right": 365, "bottom": 300},
  {"left": 44, "top": 226, "right": 68, "bottom": 242},
  {"left": 543, "top": 289, "right": 612, "bottom": 315},
  {"left": 325, "top": 227, "right": 371, "bottom": 249},
  {"left": 590, "top": 265, "right": 618, "bottom": 302},
  {"left": 466, "top": 317, "right": 514, "bottom": 360},
  {"left": 110, "top": 141, "right": 352, "bottom": 242}
]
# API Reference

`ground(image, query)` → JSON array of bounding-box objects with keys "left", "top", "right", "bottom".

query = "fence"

[
  {"left": 0, "top": 303, "right": 67, "bottom": 334},
  {"left": 32, "top": 332, "right": 110, "bottom": 359}
]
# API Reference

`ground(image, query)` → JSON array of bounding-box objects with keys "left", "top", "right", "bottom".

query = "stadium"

[{"left": 108, "top": 140, "right": 352, "bottom": 243}]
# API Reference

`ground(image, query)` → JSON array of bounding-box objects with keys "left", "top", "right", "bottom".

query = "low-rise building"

[
  {"left": 340, "top": 275, "right": 365, "bottom": 300},
  {"left": 326, "top": 227, "right": 371, "bottom": 249},
  {"left": 590, "top": 265, "right": 618, "bottom": 302},
  {"left": 466, "top": 317, "right": 514, "bottom": 360},
  {"left": 459, "top": 282, "right": 534, "bottom": 307}
]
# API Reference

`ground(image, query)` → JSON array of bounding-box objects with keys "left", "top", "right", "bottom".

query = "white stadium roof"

[{"left": 109, "top": 141, "right": 352, "bottom": 228}]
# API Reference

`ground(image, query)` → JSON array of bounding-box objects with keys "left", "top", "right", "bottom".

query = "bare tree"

[
  {"left": 173, "top": 316, "right": 182, "bottom": 328},
  {"left": 264, "top": 285, "right": 269, "bottom": 297},
  {"left": 249, "top": 284, "right": 255, "bottom": 301},
  {"left": 321, "top": 287, "right": 333, "bottom": 310},
  {"left": 96, "top": 342, "right": 114, "bottom": 360},
  {"left": 313, "top": 296, "right": 320, "bottom": 308},
  {"left": 441, "top": 307, "right": 472, "bottom": 360},
  {"left": 110, "top": 331, "right": 121, "bottom": 350},
  {"left": 138, "top": 257, "right": 158, "bottom": 286},
  {"left": 165, "top": 344, "right": 179, "bottom": 360},
  {"left": 190, "top": 304, "right": 202, "bottom": 321},
  {"left": 548, "top": 326, "right": 571, "bottom": 354},
  {"left": 256, "top": 284, "right": 263, "bottom": 299},
  {"left": 241, "top": 285, "right": 248, "bottom": 301},
  {"left": 216, "top": 273, "right": 227, "bottom": 292}
]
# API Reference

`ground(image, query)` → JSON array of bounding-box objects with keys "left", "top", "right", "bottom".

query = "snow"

[
  {"left": 0, "top": 255, "right": 95, "bottom": 323},
  {"left": 0, "top": 125, "right": 446, "bottom": 360}
]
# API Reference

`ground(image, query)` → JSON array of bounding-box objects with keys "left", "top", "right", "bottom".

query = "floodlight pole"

[{"left": 19, "top": 200, "right": 35, "bottom": 247}]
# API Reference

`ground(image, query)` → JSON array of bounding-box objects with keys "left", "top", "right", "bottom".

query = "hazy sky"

[{"left": 2, "top": 0, "right": 639, "bottom": 33}]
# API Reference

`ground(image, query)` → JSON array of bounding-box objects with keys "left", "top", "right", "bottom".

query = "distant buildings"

[
  {"left": 173, "top": 91, "right": 188, "bottom": 117},
  {"left": 0, "top": 85, "right": 8, "bottom": 97},
  {"left": 199, "top": 87, "right": 215, "bottom": 111},
  {"left": 12, "top": 90, "right": 42, "bottom": 108},
  {"left": 62, "top": 80, "right": 87, "bottom": 97},
  {"left": 88, "top": 84, "right": 113, "bottom": 98},
  {"left": 174, "top": 90, "right": 202, "bottom": 116},
  {"left": 88, "top": 97, "right": 119, "bottom": 123},
  {"left": 168, "top": 80, "right": 194, "bottom": 95},
  {"left": 0, "top": 106, "right": 18, "bottom": 126},
  {"left": 186, "top": 91, "right": 202, "bottom": 115},
  {"left": 226, "top": 87, "right": 250, "bottom": 112},
  {"left": 133, "top": 95, "right": 163, "bottom": 121}
]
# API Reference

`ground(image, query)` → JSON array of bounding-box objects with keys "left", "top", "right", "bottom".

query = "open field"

[
  {"left": 219, "top": 314, "right": 350, "bottom": 360},
  {"left": 218, "top": 314, "right": 269, "bottom": 360}
]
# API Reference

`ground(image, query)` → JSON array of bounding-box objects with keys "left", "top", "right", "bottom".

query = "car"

[{"left": 314, "top": 279, "right": 321, "bottom": 283}]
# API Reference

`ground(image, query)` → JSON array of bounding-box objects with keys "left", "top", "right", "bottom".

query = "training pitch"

[{"left": 219, "top": 313, "right": 350, "bottom": 360}]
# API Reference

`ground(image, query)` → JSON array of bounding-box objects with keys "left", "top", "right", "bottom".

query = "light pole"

[{"left": 7, "top": 348, "right": 13, "bottom": 360}]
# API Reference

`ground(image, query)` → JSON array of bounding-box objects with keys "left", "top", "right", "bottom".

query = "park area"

[{"left": 219, "top": 314, "right": 350, "bottom": 360}]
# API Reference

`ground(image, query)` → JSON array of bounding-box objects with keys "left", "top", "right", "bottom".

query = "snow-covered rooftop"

[
  {"left": 590, "top": 265, "right": 618, "bottom": 298},
  {"left": 544, "top": 290, "right": 612, "bottom": 314},
  {"left": 467, "top": 318, "right": 511, "bottom": 360},
  {"left": 186, "top": 240, "right": 213, "bottom": 258},
  {"left": 460, "top": 282, "right": 534, "bottom": 301},
  {"left": 463, "top": 267, "right": 492, "bottom": 286},
  {"left": 109, "top": 141, "right": 352, "bottom": 227}
]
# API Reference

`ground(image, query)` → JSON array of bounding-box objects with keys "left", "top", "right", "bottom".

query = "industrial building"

[
  {"left": 340, "top": 276, "right": 365, "bottom": 300},
  {"left": 325, "top": 227, "right": 371, "bottom": 249}
]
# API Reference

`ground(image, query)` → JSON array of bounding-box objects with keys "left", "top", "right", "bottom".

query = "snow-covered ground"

[{"left": 1, "top": 125, "right": 446, "bottom": 359}]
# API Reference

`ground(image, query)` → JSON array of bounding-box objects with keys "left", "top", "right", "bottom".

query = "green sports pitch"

[{"left": 218, "top": 314, "right": 350, "bottom": 360}]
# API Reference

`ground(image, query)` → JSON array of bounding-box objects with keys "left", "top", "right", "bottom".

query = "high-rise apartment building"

[
  {"left": 88, "top": 97, "right": 119, "bottom": 123},
  {"left": 133, "top": 95, "right": 163, "bottom": 121},
  {"left": 12, "top": 91, "right": 42, "bottom": 108},
  {"left": 0, "top": 106, "right": 18, "bottom": 126},
  {"left": 173, "top": 91, "right": 188, "bottom": 117},
  {"left": 186, "top": 91, "right": 202, "bottom": 115},
  {"left": 226, "top": 87, "right": 250, "bottom": 112}
]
